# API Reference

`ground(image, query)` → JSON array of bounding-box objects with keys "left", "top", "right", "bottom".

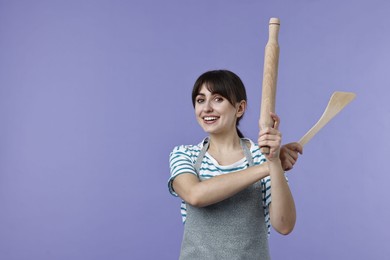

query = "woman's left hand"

[
  {"left": 258, "top": 112, "right": 282, "bottom": 161},
  {"left": 280, "top": 142, "right": 303, "bottom": 171}
]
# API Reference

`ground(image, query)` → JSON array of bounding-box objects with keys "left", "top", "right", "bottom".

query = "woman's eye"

[
  {"left": 214, "top": 97, "right": 224, "bottom": 102},
  {"left": 196, "top": 98, "right": 204, "bottom": 103}
]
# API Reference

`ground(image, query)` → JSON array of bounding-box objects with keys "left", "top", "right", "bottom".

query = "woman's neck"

[
  {"left": 206, "top": 131, "right": 246, "bottom": 166},
  {"left": 207, "top": 131, "right": 242, "bottom": 153}
]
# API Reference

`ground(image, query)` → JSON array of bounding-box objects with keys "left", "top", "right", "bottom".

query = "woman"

[{"left": 168, "top": 70, "right": 302, "bottom": 259}]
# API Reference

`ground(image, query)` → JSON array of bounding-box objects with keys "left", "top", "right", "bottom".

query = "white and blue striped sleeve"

[
  {"left": 168, "top": 145, "right": 197, "bottom": 197},
  {"left": 261, "top": 176, "right": 272, "bottom": 235}
]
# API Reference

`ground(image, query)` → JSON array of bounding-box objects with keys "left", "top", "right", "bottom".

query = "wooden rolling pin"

[{"left": 259, "top": 18, "right": 280, "bottom": 154}]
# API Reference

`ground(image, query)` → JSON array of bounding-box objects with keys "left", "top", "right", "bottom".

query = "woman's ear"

[{"left": 236, "top": 100, "right": 246, "bottom": 118}]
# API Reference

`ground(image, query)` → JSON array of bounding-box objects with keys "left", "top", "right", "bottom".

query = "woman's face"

[{"left": 194, "top": 84, "right": 244, "bottom": 135}]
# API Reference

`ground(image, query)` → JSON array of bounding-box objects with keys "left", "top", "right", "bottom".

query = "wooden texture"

[
  {"left": 299, "top": 91, "right": 356, "bottom": 146},
  {"left": 259, "top": 18, "right": 280, "bottom": 154}
]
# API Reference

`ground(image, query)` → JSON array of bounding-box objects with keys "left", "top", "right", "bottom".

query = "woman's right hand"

[{"left": 258, "top": 112, "right": 282, "bottom": 161}]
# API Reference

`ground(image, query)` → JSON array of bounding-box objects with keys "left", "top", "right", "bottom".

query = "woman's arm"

[
  {"left": 172, "top": 163, "right": 269, "bottom": 208},
  {"left": 268, "top": 160, "right": 296, "bottom": 235},
  {"left": 259, "top": 112, "right": 296, "bottom": 235}
]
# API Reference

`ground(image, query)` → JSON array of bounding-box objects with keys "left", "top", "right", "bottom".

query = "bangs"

[
  {"left": 203, "top": 81, "right": 233, "bottom": 103},
  {"left": 192, "top": 72, "right": 238, "bottom": 107}
]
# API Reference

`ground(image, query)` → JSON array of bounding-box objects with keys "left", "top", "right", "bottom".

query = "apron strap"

[
  {"left": 194, "top": 138, "right": 254, "bottom": 174},
  {"left": 194, "top": 138, "right": 209, "bottom": 174},
  {"left": 241, "top": 138, "right": 254, "bottom": 167}
]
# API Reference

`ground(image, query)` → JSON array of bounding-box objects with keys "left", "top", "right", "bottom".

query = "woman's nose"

[{"left": 203, "top": 101, "right": 213, "bottom": 112}]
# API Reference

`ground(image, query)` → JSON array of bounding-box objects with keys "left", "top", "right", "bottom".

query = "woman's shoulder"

[
  {"left": 170, "top": 138, "right": 207, "bottom": 157},
  {"left": 241, "top": 137, "right": 266, "bottom": 163},
  {"left": 171, "top": 144, "right": 201, "bottom": 154},
  {"left": 241, "top": 137, "right": 260, "bottom": 152}
]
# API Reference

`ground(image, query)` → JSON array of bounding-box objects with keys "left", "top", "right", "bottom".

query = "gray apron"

[{"left": 179, "top": 138, "right": 270, "bottom": 260}]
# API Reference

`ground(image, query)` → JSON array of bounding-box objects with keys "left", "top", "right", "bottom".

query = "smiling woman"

[
  {"left": 168, "top": 70, "right": 303, "bottom": 259},
  {"left": 192, "top": 70, "right": 247, "bottom": 138}
]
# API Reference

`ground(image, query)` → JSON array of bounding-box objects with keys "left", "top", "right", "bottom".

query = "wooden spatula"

[{"left": 298, "top": 91, "right": 356, "bottom": 146}]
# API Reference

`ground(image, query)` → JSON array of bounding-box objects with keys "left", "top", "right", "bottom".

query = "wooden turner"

[{"left": 298, "top": 91, "right": 356, "bottom": 146}]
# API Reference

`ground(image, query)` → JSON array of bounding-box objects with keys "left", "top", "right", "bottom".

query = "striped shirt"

[{"left": 168, "top": 138, "right": 279, "bottom": 236}]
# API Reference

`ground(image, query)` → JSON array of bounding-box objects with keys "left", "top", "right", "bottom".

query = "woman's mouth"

[{"left": 203, "top": 116, "right": 219, "bottom": 124}]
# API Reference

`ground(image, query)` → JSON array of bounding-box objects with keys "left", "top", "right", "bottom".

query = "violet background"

[{"left": 1, "top": 0, "right": 389, "bottom": 259}]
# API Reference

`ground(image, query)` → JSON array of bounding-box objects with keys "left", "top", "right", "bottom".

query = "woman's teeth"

[{"left": 204, "top": 117, "right": 218, "bottom": 121}]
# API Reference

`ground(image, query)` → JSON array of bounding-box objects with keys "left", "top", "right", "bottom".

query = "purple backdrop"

[{"left": 1, "top": 0, "right": 389, "bottom": 259}]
